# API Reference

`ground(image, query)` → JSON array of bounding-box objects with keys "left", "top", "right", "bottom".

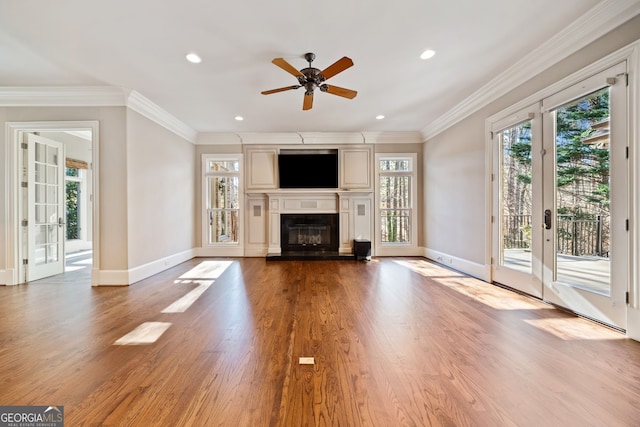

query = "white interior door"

[
  {"left": 27, "top": 133, "right": 66, "bottom": 281},
  {"left": 541, "top": 63, "right": 628, "bottom": 329},
  {"left": 492, "top": 62, "right": 628, "bottom": 329}
]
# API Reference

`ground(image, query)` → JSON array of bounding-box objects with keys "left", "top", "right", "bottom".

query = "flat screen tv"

[{"left": 278, "top": 151, "right": 338, "bottom": 189}]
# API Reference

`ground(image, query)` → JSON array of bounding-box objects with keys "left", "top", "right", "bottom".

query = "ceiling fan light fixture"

[
  {"left": 261, "top": 53, "right": 357, "bottom": 110},
  {"left": 185, "top": 52, "right": 202, "bottom": 63},
  {"left": 420, "top": 49, "right": 436, "bottom": 60}
]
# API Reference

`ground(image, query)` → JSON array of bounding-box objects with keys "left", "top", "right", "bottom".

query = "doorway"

[
  {"left": 491, "top": 63, "right": 628, "bottom": 329},
  {"left": 7, "top": 121, "right": 99, "bottom": 285}
]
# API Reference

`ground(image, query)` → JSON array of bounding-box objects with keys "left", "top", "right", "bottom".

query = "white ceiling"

[{"left": 0, "top": 0, "right": 633, "bottom": 136}]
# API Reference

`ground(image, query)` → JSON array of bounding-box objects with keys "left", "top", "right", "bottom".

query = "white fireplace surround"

[
  {"left": 242, "top": 145, "right": 374, "bottom": 256},
  {"left": 266, "top": 191, "right": 372, "bottom": 255}
]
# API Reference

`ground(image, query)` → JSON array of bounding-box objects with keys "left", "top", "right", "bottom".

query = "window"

[
  {"left": 377, "top": 154, "right": 417, "bottom": 249},
  {"left": 203, "top": 156, "right": 241, "bottom": 245},
  {"left": 65, "top": 168, "right": 82, "bottom": 240}
]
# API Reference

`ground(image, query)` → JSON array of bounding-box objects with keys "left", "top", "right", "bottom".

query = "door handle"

[
  {"left": 544, "top": 209, "right": 552, "bottom": 230},
  {"left": 58, "top": 217, "right": 66, "bottom": 228}
]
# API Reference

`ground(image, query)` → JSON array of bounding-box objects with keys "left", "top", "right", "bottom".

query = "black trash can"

[{"left": 353, "top": 239, "right": 371, "bottom": 261}]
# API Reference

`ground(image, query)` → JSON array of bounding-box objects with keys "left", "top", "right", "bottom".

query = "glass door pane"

[
  {"left": 553, "top": 87, "right": 610, "bottom": 295},
  {"left": 500, "top": 121, "right": 533, "bottom": 274},
  {"left": 206, "top": 175, "right": 239, "bottom": 244}
]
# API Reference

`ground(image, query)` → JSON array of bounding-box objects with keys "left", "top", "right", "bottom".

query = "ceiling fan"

[{"left": 261, "top": 52, "right": 357, "bottom": 110}]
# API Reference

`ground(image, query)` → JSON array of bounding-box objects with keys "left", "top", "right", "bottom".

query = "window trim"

[
  {"left": 375, "top": 153, "right": 419, "bottom": 256},
  {"left": 201, "top": 154, "right": 244, "bottom": 256}
]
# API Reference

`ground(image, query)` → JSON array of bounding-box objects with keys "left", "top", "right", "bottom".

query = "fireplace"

[{"left": 280, "top": 214, "right": 339, "bottom": 254}]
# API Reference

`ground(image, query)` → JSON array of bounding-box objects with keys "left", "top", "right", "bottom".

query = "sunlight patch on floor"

[
  {"left": 394, "top": 259, "right": 547, "bottom": 311},
  {"left": 162, "top": 281, "right": 213, "bottom": 313},
  {"left": 524, "top": 317, "right": 624, "bottom": 340},
  {"left": 179, "top": 260, "right": 232, "bottom": 280},
  {"left": 114, "top": 322, "right": 172, "bottom": 345}
]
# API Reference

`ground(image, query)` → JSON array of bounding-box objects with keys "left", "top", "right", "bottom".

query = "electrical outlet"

[{"left": 299, "top": 357, "right": 315, "bottom": 365}]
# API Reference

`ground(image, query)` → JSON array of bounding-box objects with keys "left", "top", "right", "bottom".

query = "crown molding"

[
  {"left": 361, "top": 131, "right": 423, "bottom": 144},
  {"left": 195, "top": 131, "right": 424, "bottom": 146},
  {"left": 126, "top": 91, "right": 197, "bottom": 143},
  {"left": 0, "top": 86, "right": 197, "bottom": 143},
  {"left": 421, "top": 0, "right": 640, "bottom": 140},
  {"left": 0, "top": 86, "right": 127, "bottom": 106},
  {"left": 299, "top": 132, "right": 364, "bottom": 145},
  {"left": 196, "top": 132, "right": 243, "bottom": 145},
  {"left": 238, "top": 132, "right": 304, "bottom": 145}
]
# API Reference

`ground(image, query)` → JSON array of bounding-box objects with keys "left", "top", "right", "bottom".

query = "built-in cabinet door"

[
  {"left": 340, "top": 147, "right": 372, "bottom": 190},
  {"left": 245, "top": 148, "right": 277, "bottom": 189}
]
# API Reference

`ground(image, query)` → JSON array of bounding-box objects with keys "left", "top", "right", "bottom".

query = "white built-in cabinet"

[
  {"left": 246, "top": 148, "right": 278, "bottom": 189},
  {"left": 245, "top": 194, "right": 268, "bottom": 256},
  {"left": 340, "top": 147, "right": 372, "bottom": 190},
  {"left": 243, "top": 145, "right": 373, "bottom": 256}
]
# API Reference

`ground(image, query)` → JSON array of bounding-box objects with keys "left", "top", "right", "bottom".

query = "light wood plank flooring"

[{"left": 1, "top": 257, "right": 640, "bottom": 426}]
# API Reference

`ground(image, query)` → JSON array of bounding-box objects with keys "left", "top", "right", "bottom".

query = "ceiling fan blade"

[
  {"left": 323, "top": 85, "right": 358, "bottom": 99},
  {"left": 320, "top": 57, "right": 354, "bottom": 80},
  {"left": 261, "top": 85, "right": 299, "bottom": 95},
  {"left": 272, "top": 58, "right": 304, "bottom": 78},
  {"left": 302, "top": 92, "right": 314, "bottom": 110}
]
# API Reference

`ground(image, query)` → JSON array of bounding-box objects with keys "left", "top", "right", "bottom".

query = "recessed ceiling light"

[
  {"left": 376, "top": 115, "right": 385, "bottom": 120},
  {"left": 420, "top": 49, "right": 436, "bottom": 60},
  {"left": 186, "top": 52, "right": 202, "bottom": 63},
  {"left": 235, "top": 116, "right": 244, "bottom": 121}
]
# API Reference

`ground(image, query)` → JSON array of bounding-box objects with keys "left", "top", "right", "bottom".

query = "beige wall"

[
  {"left": 126, "top": 110, "right": 196, "bottom": 268},
  {"left": 0, "top": 106, "right": 195, "bottom": 283},
  {"left": 424, "top": 15, "right": 640, "bottom": 265},
  {"left": 0, "top": 106, "right": 128, "bottom": 273}
]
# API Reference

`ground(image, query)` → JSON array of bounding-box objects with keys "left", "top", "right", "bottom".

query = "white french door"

[
  {"left": 26, "top": 133, "right": 66, "bottom": 281},
  {"left": 492, "top": 103, "right": 543, "bottom": 298},
  {"left": 493, "top": 62, "right": 628, "bottom": 329}
]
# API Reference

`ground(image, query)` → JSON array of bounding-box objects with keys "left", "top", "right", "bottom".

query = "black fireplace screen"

[
  {"left": 288, "top": 225, "right": 329, "bottom": 245},
  {"left": 281, "top": 214, "right": 338, "bottom": 253}
]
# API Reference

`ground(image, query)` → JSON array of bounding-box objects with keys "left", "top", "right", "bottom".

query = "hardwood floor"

[{"left": 1, "top": 257, "right": 640, "bottom": 426}]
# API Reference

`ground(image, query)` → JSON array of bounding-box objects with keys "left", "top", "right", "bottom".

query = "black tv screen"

[{"left": 278, "top": 152, "right": 338, "bottom": 189}]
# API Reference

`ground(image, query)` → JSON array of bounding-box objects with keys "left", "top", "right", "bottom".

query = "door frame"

[
  {"left": 5, "top": 121, "right": 100, "bottom": 285},
  {"left": 540, "top": 63, "right": 628, "bottom": 329},
  {"left": 486, "top": 40, "right": 640, "bottom": 337}
]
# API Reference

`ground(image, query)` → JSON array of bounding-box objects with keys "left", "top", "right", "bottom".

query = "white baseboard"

[
  {"left": 195, "top": 246, "right": 245, "bottom": 257},
  {"left": 94, "top": 249, "right": 196, "bottom": 286},
  {"left": 244, "top": 248, "right": 268, "bottom": 257},
  {"left": 0, "top": 269, "right": 12, "bottom": 286},
  {"left": 423, "top": 248, "right": 491, "bottom": 282},
  {"left": 627, "top": 307, "right": 640, "bottom": 342}
]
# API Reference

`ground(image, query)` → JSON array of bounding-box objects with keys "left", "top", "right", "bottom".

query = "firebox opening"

[{"left": 280, "top": 214, "right": 339, "bottom": 254}]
